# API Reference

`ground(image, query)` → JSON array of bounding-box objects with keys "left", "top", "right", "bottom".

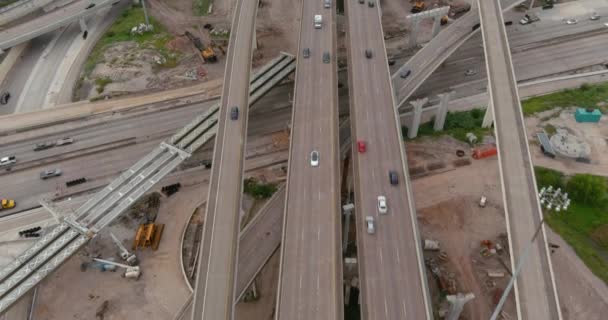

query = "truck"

[
  {"left": 1, "top": 199, "right": 16, "bottom": 210},
  {"left": 314, "top": 14, "right": 322, "bottom": 29},
  {"left": 520, "top": 13, "right": 540, "bottom": 25}
]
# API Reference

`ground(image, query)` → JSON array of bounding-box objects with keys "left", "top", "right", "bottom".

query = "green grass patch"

[
  {"left": 94, "top": 77, "right": 113, "bottom": 93},
  {"left": 406, "top": 108, "right": 492, "bottom": 143},
  {"left": 543, "top": 123, "right": 557, "bottom": 135},
  {"left": 84, "top": 5, "right": 175, "bottom": 76},
  {"left": 521, "top": 82, "right": 608, "bottom": 116},
  {"left": 534, "top": 167, "right": 608, "bottom": 284},
  {"left": 243, "top": 178, "right": 278, "bottom": 200},
  {"left": 195, "top": 0, "right": 212, "bottom": 16}
]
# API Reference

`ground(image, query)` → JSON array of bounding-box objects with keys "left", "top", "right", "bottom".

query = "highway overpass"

[
  {"left": 344, "top": 0, "right": 431, "bottom": 319},
  {"left": 274, "top": 0, "right": 342, "bottom": 319},
  {"left": 189, "top": 0, "right": 258, "bottom": 318},
  {"left": 0, "top": 0, "right": 121, "bottom": 51},
  {"left": 478, "top": 0, "right": 562, "bottom": 318}
]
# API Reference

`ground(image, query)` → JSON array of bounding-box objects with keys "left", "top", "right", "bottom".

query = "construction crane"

[{"left": 109, "top": 232, "right": 138, "bottom": 265}]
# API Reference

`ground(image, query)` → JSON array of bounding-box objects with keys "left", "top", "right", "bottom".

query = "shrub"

[{"left": 566, "top": 174, "right": 607, "bottom": 206}]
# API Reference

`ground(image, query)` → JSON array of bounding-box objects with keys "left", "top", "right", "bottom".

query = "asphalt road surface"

[
  {"left": 345, "top": 1, "right": 431, "bottom": 319},
  {"left": 274, "top": 0, "right": 342, "bottom": 319},
  {"left": 190, "top": 0, "right": 258, "bottom": 318},
  {"left": 478, "top": 0, "right": 561, "bottom": 319}
]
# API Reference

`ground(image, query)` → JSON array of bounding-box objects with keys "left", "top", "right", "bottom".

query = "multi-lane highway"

[
  {"left": 190, "top": 0, "right": 258, "bottom": 318},
  {"left": 478, "top": 0, "right": 561, "bottom": 319},
  {"left": 274, "top": 0, "right": 342, "bottom": 319},
  {"left": 345, "top": 1, "right": 430, "bottom": 319}
]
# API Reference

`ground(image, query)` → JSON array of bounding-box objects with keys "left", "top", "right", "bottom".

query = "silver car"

[
  {"left": 366, "top": 216, "right": 375, "bottom": 234},
  {"left": 324, "top": 0, "right": 331, "bottom": 9},
  {"left": 40, "top": 169, "right": 62, "bottom": 180},
  {"left": 56, "top": 137, "right": 74, "bottom": 146}
]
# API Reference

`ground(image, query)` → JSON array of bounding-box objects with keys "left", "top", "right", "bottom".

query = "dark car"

[
  {"left": 472, "top": 23, "right": 480, "bottom": 31},
  {"left": 368, "top": 1, "right": 375, "bottom": 7},
  {"left": 388, "top": 59, "right": 396, "bottom": 66},
  {"left": 323, "top": 51, "right": 330, "bottom": 64},
  {"left": 34, "top": 142, "right": 55, "bottom": 151},
  {"left": 303, "top": 48, "right": 310, "bottom": 58},
  {"left": 0, "top": 92, "right": 10, "bottom": 105},
  {"left": 365, "top": 49, "right": 373, "bottom": 59},
  {"left": 358, "top": 0, "right": 364, "bottom": 4},
  {"left": 399, "top": 69, "right": 411, "bottom": 79},
  {"left": 230, "top": 106, "right": 239, "bottom": 120},
  {"left": 389, "top": 170, "right": 398, "bottom": 185},
  {"left": 85, "top": 3, "right": 95, "bottom": 9}
]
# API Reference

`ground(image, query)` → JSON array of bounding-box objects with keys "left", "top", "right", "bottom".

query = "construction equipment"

[
  {"left": 441, "top": 16, "right": 448, "bottom": 25},
  {"left": 0, "top": 199, "right": 15, "bottom": 210},
  {"left": 201, "top": 47, "right": 217, "bottom": 62},
  {"left": 472, "top": 144, "right": 497, "bottom": 160},
  {"left": 93, "top": 258, "right": 141, "bottom": 279},
  {"left": 133, "top": 223, "right": 165, "bottom": 251},
  {"left": 109, "top": 232, "right": 138, "bottom": 265},
  {"left": 411, "top": 1, "right": 425, "bottom": 13}
]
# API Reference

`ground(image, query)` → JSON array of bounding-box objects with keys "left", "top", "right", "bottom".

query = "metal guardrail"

[
  {"left": 0, "top": 0, "right": 34, "bottom": 15},
  {"left": 0, "top": 53, "right": 296, "bottom": 314}
]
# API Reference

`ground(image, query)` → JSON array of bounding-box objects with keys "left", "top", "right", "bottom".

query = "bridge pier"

[
  {"left": 78, "top": 17, "right": 87, "bottom": 33},
  {"left": 408, "top": 97, "right": 428, "bottom": 139},
  {"left": 482, "top": 100, "right": 494, "bottom": 128},
  {"left": 434, "top": 91, "right": 453, "bottom": 131}
]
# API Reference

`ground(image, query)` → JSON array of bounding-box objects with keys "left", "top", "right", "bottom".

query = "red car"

[{"left": 357, "top": 140, "right": 366, "bottom": 153}]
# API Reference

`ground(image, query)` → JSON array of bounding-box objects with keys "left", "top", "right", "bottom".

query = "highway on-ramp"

[
  {"left": 345, "top": 1, "right": 431, "bottom": 319},
  {"left": 478, "top": 0, "right": 562, "bottom": 319},
  {"left": 189, "top": 0, "right": 258, "bottom": 318},
  {"left": 274, "top": 0, "right": 343, "bottom": 319}
]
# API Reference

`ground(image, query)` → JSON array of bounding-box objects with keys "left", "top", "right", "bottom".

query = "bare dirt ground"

[
  {"left": 526, "top": 108, "right": 608, "bottom": 176},
  {"left": 409, "top": 137, "right": 608, "bottom": 319},
  {"left": 253, "top": 0, "right": 300, "bottom": 67},
  {"left": 33, "top": 184, "right": 205, "bottom": 320}
]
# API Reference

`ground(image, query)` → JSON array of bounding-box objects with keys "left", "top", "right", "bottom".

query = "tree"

[{"left": 566, "top": 174, "right": 607, "bottom": 206}]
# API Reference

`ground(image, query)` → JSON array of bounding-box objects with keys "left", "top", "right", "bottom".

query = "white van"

[{"left": 314, "top": 15, "right": 322, "bottom": 29}]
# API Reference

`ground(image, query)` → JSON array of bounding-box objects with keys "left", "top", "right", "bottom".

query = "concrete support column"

[
  {"left": 408, "top": 97, "right": 428, "bottom": 139},
  {"left": 434, "top": 91, "right": 453, "bottom": 131},
  {"left": 432, "top": 16, "right": 442, "bottom": 37},
  {"left": 408, "top": 17, "right": 421, "bottom": 48},
  {"left": 78, "top": 17, "right": 87, "bottom": 33},
  {"left": 482, "top": 99, "right": 494, "bottom": 128},
  {"left": 342, "top": 203, "right": 353, "bottom": 254}
]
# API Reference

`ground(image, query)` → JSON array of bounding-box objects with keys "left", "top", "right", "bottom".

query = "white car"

[
  {"left": 366, "top": 216, "right": 375, "bottom": 234},
  {"left": 56, "top": 137, "right": 74, "bottom": 146},
  {"left": 310, "top": 151, "right": 319, "bottom": 167},
  {"left": 590, "top": 12, "right": 600, "bottom": 21},
  {"left": 0, "top": 156, "right": 16, "bottom": 167},
  {"left": 564, "top": 18, "right": 578, "bottom": 25},
  {"left": 377, "top": 196, "right": 387, "bottom": 214}
]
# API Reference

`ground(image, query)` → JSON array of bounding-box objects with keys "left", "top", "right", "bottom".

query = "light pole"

[{"left": 489, "top": 185, "right": 569, "bottom": 320}]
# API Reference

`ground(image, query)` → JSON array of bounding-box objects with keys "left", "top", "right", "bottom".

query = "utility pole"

[{"left": 140, "top": 0, "right": 151, "bottom": 29}]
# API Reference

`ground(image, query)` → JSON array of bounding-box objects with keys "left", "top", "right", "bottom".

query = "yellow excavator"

[
  {"left": 184, "top": 31, "right": 217, "bottom": 63},
  {"left": 411, "top": 1, "right": 425, "bottom": 13}
]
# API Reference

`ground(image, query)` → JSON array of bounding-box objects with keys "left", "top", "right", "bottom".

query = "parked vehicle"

[
  {"left": 40, "top": 169, "right": 62, "bottom": 180},
  {"left": 377, "top": 196, "right": 387, "bottom": 214},
  {"left": 366, "top": 216, "right": 375, "bottom": 234},
  {"left": 0, "top": 156, "right": 16, "bottom": 167},
  {"left": 388, "top": 170, "right": 398, "bottom": 185},
  {"left": 310, "top": 151, "right": 319, "bottom": 167},
  {"left": 314, "top": 14, "right": 323, "bottom": 29},
  {"left": 230, "top": 106, "right": 239, "bottom": 120},
  {"left": 0, "top": 199, "right": 15, "bottom": 210}
]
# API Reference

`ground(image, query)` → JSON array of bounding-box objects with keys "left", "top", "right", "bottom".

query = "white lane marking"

[
  {"left": 396, "top": 250, "right": 401, "bottom": 265},
  {"left": 403, "top": 300, "right": 408, "bottom": 318},
  {"left": 379, "top": 250, "right": 384, "bottom": 266},
  {"left": 385, "top": 299, "right": 389, "bottom": 318}
]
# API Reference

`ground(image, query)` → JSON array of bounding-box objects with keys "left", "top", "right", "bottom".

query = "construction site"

[{"left": 1, "top": 0, "right": 608, "bottom": 319}]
